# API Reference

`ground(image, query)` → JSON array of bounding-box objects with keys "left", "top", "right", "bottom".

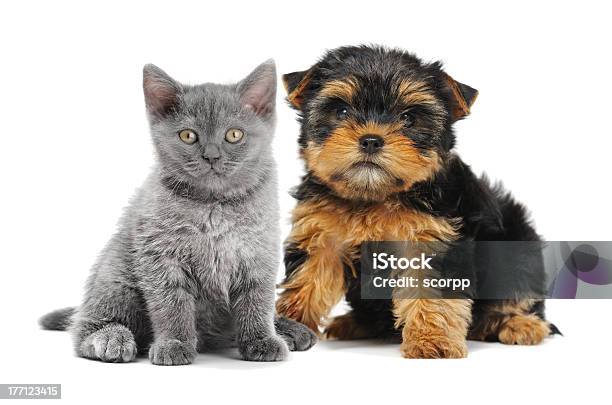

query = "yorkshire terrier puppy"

[{"left": 276, "top": 45, "right": 558, "bottom": 358}]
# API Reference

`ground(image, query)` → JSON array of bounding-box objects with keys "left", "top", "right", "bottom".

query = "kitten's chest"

[
  {"left": 186, "top": 202, "right": 261, "bottom": 271},
  {"left": 198, "top": 203, "right": 234, "bottom": 235},
  {"left": 183, "top": 208, "right": 240, "bottom": 298}
]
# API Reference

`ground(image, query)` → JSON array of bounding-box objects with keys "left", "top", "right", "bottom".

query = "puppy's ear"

[
  {"left": 282, "top": 69, "right": 313, "bottom": 110},
  {"left": 442, "top": 73, "right": 478, "bottom": 122}
]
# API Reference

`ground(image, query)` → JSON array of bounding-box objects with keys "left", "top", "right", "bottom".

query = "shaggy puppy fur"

[{"left": 276, "top": 45, "right": 558, "bottom": 358}]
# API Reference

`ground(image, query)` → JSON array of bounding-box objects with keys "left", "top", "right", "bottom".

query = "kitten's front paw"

[
  {"left": 239, "top": 335, "right": 289, "bottom": 362},
  {"left": 79, "top": 323, "right": 137, "bottom": 363},
  {"left": 149, "top": 339, "right": 196, "bottom": 366},
  {"left": 275, "top": 316, "right": 318, "bottom": 351}
]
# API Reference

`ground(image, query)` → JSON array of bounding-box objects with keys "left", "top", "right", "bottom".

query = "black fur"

[
  {"left": 289, "top": 165, "right": 557, "bottom": 339},
  {"left": 283, "top": 45, "right": 558, "bottom": 340},
  {"left": 285, "top": 45, "right": 472, "bottom": 151}
]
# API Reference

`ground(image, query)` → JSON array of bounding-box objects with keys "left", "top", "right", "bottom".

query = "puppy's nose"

[
  {"left": 202, "top": 144, "right": 221, "bottom": 162},
  {"left": 359, "top": 135, "right": 384, "bottom": 154}
]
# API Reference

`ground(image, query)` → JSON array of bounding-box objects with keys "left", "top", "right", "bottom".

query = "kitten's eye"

[
  {"left": 225, "top": 128, "right": 244, "bottom": 143},
  {"left": 401, "top": 112, "right": 415, "bottom": 128},
  {"left": 336, "top": 106, "right": 350, "bottom": 120},
  {"left": 179, "top": 129, "right": 198, "bottom": 144}
]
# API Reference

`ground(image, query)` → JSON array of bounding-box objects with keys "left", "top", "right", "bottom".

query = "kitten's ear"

[
  {"left": 143, "top": 64, "right": 182, "bottom": 119},
  {"left": 441, "top": 72, "right": 478, "bottom": 122},
  {"left": 237, "top": 59, "right": 277, "bottom": 118},
  {"left": 282, "top": 69, "right": 313, "bottom": 110}
]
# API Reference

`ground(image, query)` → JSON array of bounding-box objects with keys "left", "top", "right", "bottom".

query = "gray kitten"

[{"left": 40, "top": 60, "right": 316, "bottom": 365}]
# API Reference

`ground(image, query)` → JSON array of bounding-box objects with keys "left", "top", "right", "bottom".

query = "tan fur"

[
  {"left": 498, "top": 314, "right": 550, "bottom": 345},
  {"left": 442, "top": 73, "right": 478, "bottom": 121},
  {"left": 275, "top": 237, "right": 346, "bottom": 333},
  {"left": 324, "top": 312, "right": 374, "bottom": 340},
  {"left": 278, "top": 75, "right": 481, "bottom": 357},
  {"left": 319, "top": 78, "right": 359, "bottom": 102},
  {"left": 285, "top": 70, "right": 313, "bottom": 109},
  {"left": 397, "top": 79, "right": 441, "bottom": 108},
  {"left": 393, "top": 298, "right": 472, "bottom": 358},
  {"left": 303, "top": 119, "right": 441, "bottom": 201},
  {"left": 276, "top": 196, "right": 459, "bottom": 333},
  {"left": 468, "top": 299, "right": 550, "bottom": 345}
]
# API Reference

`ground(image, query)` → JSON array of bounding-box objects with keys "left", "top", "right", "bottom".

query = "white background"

[{"left": 1, "top": 0, "right": 611, "bottom": 404}]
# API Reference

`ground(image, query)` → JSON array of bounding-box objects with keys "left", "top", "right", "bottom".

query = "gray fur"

[
  {"left": 42, "top": 61, "right": 316, "bottom": 365},
  {"left": 39, "top": 307, "right": 75, "bottom": 331}
]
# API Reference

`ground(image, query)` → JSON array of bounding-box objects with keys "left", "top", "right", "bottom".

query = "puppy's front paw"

[
  {"left": 498, "top": 315, "right": 550, "bottom": 345},
  {"left": 239, "top": 335, "right": 289, "bottom": 362},
  {"left": 79, "top": 323, "right": 137, "bottom": 363},
  {"left": 149, "top": 339, "right": 196, "bottom": 366},
  {"left": 324, "top": 313, "right": 374, "bottom": 340},
  {"left": 401, "top": 328, "right": 468, "bottom": 359},
  {"left": 275, "top": 316, "right": 318, "bottom": 351},
  {"left": 276, "top": 292, "right": 320, "bottom": 333}
]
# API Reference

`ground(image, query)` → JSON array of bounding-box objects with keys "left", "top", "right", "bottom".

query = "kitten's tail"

[{"left": 39, "top": 307, "right": 76, "bottom": 331}]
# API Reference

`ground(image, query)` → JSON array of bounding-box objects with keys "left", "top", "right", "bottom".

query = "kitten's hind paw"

[
  {"left": 149, "top": 339, "right": 197, "bottom": 366},
  {"left": 275, "top": 316, "right": 318, "bottom": 351},
  {"left": 239, "top": 335, "right": 289, "bottom": 362},
  {"left": 79, "top": 323, "right": 137, "bottom": 363}
]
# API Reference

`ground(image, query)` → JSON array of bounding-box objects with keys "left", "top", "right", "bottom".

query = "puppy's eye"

[
  {"left": 336, "top": 107, "right": 350, "bottom": 120},
  {"left": 179, "top": 129, "right": 198, "bottom": 144},
  {"left": 225, "top": 128, "right": 244, "bottom": 143},
  {"left": 401, "top": 112, "right": 415, "bottom": 128}
]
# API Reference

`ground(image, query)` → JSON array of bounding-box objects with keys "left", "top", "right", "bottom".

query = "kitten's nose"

[
  {"left": 359, "top": 135, "right": 384, "bottom": 154},
  {"left": 202, "top": 144, "right": 221, "bottom": 162}
]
